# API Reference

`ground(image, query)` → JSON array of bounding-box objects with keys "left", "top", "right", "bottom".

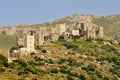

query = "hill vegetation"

[
  {"left": 0, "top": 37, "right": 120, "bottom": 80},
  {"left": 92, "top": 14, "right": 120, "bottom": 37}
]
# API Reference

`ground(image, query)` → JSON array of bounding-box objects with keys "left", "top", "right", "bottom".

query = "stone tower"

[
  {"left": 25, "top": 30, "right": 35, "bottom": 52},
  {"left": 99, "top": 27, "right": 104, "bottom": 38}
]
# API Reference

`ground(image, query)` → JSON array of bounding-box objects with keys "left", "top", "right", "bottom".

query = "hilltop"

[
  {"left": 1, "top": 14, "right": 120, "bottom": 37},
  {"left": 0, "top": 14, "right": 120, "bottom": 49}
]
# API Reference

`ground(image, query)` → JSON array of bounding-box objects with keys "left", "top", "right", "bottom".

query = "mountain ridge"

[{"left": 0, "top": 14, "right": 120, "bottom": 38}]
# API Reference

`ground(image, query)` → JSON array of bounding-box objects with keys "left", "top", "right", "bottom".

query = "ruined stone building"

[
  {"left": 63, "top": 21, "right": 103, "bottom": 39},
  {"left": 37, "top": 24, "right": 66, "bottom": 45},
  {"left": 17, "top": 21, "right": 104, "bottom": 47},
  {"left": 35, "top": 22, "right": 104, "bottom": 46},
  {"left": 114, "top": 32, "right": 120, "bottom": 42}
]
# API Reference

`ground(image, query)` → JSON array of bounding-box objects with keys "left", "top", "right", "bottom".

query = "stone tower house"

[{"left": 25, "top": 31, "right": 35, "bottom": 52}]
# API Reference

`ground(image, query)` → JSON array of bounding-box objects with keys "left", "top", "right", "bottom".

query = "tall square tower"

[{"left": 26, "top": 31, "right": 35, "bottom": 52}]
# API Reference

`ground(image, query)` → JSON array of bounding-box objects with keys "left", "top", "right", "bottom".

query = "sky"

[{"left": 0, "top": 0, "right": 120, "bottom": 26}]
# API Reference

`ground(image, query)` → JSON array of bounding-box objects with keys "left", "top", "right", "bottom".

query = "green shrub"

[
  {"left": 58, "top": 58, "right": 66, "bottom": 64},
  {"left": 95, "top": 70, "right": 102, "bottom": 78},
  {"left": 8, "top": 63, "right": 16, "bottom": 69},
  {"left": 47, "top": 59, "right": 54, "bottom": 64},
  {"left": 59, "top": 66, "right": 67, "bottom": 73},
  {"left": 91, "top": 76, "right": 97, "bottom": 80},
  {"left": 63, "top": 42, "right": 78, "bottom": 49},
  {"left": 86, "top": 38, "right": 93, "bottom": 42},
  {"left": 0, "top": 67, "right": 5, "bottom": 73},
  {"left": 103, "top": 76, "right": 109, "bottom": 80},
  {"left": 96, "top": 38, "right": 103, "bottom": 44},
  {"left": 78, "top": 74, "right": 86, "bottom": 80},
  {"left": 58, "top": 35, "right": 65, "bottom": 42},
  {"left": 67, "top": 76, "right": 73, "bottom": 80},
  {"left": 0, "top": 54, "right": 8, "bottom": 66},
  {"left": 25, "top": 65, "right": 38, "bottom": 74},
  {"left": 67, "top": 58, "right": 77, "bottom": 66},
  {"left": 32, "top": 78, "right": 38, "bottom": 80},
  {"left": 38, "top": 69, "right": 47, "bottom": 74},
  {"left": 50, "top": 68, "right": 58, "bottom": 74},
  {"left": 87, "top": 64, "right": 95, "bottom": 72},
  {"left": 18, "top": 59, "right": 27, "bottom": 67},
  {"left": 71, "top": 35, "right": 80, "bottom": 41},
  {"left": 18, "top": 71, "right": 24, "bottom": 75},
  {"left": 42, "top": 49, "right": 47, "bottom": 53}
]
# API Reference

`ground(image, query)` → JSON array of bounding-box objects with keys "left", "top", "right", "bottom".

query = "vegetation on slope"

[{"left": 0, "top": 37, "right": 120, "bottom": 80}]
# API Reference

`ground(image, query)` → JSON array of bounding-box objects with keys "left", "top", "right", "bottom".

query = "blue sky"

[{"left": 0, "top": 0, "right": 120, "bottom": 26}]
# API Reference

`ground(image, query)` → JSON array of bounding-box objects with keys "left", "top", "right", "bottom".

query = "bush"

[
  {"left": 0, "top": 54, "right": 8, "bottom": 66},
  {"left": 37, "top": 69, "right": 47, "bottom": 74},
  {"left": 87, "top": 64, "right": 95, "bottom": 72},
  {"left": 47, "top": 59, "right": 54, "bottom": 64},
  {"left": 8, "top": 63, "right": 16, "bottom": 69},
  {"left": 18, "top": 71, "right": 24, "bottom": 75},
  {"left": 0, "top": 67, "right": 5, "bottom": 73},
  {"left": 63, "top": 42, "right": 78, "bottom": 49},
  {"left": 103, "top": 76, "right": 109, "bottom": 80},
  {"left": 41, "top": 49, "right": 47, "bottom": 53},
  {"left": 71, "top": 35, "right": 80, "bottom": 41},
  {"left": 67, "top": 58, "right": 77, "bottom": 66},
  {"left": 34, "top": 56, "right": 43, "bottom": 62},
  {"left": 91, "top": 76, "right": 97, "bottom": 80},
  {"left": 96, "top": 38, "right": 103, "bottom": 44},
  {"left": 59, "top": 66, "right": 67, "bottom": 73},
  {"left": 67, "top": 76, "right": 73, "bottom": 80},
  {"left": 58, "top": 35, "right": 65, "bottom": 42},
  {"left": 32, "top": 78, "right": 38, "bottom": 80},
  {"left": 50, "top": 68, "right": 58, "bottom": 74},
  {"left": 58, "top": 58, "right": 66, "bottom": 64},
  {"left": 18, "top": 59, "right": 27, "bottom": 67},
  {"left": 86, "top": 38, "right": 93, "bottom": 42},
  {"left": 25, "top": 65, "right": 38, "bottom": 74},
  {"left": 95, "top": 70, "right": 102, "bottom": 78},
  {"left": 68, "top": 72, "right": 78, "bottom": 77},
  {"left": 78, "top": 74, "right": 86, "bottom": 80}
]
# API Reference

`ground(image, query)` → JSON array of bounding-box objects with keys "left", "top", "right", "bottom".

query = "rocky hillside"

[{"left": 0, "top": 38, "right": 120, "bottom": 80}]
